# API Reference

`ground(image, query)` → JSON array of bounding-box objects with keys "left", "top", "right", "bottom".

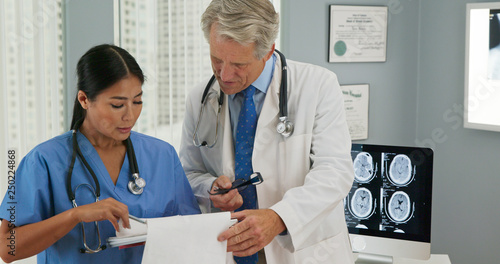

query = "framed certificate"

[
  {"left": 329, "top": 5, "right": 388, "bottom": 63},
  {"left": 341, "top": 84, "right": 369, "bottom": 140}
]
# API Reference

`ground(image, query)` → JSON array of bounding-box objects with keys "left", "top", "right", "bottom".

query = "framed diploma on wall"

[
  {"left": 341, "top": 84, "right": 369, "bottom": 140},
  {"left": 329, "top": 5, "right": 388, "bottom": 63}
]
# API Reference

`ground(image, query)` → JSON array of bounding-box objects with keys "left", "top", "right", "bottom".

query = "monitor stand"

[{"left": 355, "top": 253, "right": 393, "bottom": 264}]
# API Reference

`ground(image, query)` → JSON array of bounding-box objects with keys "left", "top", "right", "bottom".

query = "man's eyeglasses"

[{"left": 208, "top": 172, "right": 263, "bottom": 195}]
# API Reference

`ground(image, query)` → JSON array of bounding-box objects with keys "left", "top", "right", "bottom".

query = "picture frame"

[
  {"left": 341, "top": 84, "right": 369, "bottom": 140},
  {"left": 464, "top": 2, "right": 500, "bottom": 132},
  {"left": 329, "top": 5, "right": 388, "bottom": 63}
]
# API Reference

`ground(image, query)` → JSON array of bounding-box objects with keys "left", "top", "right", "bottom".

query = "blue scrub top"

[{"left": 0, "top": 131, "right": 201, "bottom": 263}]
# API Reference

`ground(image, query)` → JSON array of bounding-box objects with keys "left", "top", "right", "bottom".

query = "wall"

[
  {"left": 64, "top": 0, "right": 116, "bottom": 129},
  {"left": 282, "top": 0, "right": 420, "bottom": 146},
  {"left": 282, "top": 1, "right": 499, "bottom": 264},
  {"left": 418, "top": 1, "right": 500, "bottom": 264}
]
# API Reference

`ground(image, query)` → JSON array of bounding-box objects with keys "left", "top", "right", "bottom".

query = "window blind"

[
  {"left": 118, "top": 0, "right": 280, "bottom": 151},
  {"left": 0, "top": 0, "right": 64, "bottom": 194},
  {"left": 118, "top": 0, "right": 213, "bottom": 151}
]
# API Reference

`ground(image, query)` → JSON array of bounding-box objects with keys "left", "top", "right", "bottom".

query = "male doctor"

[{"left": 179, "top": 0, "right": 355, "bottom": 263}]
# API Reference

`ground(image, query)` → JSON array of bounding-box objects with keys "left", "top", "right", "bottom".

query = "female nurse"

[{"left": 0, "top": 44, "right": 200, "bottom": 263}]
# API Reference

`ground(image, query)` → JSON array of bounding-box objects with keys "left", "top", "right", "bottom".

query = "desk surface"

[
  {"left": 393, "top": 255, "right": 450, "bottom": 264},
  {"left": 354, "top": 254, "right": 451, "bottom": 264}
]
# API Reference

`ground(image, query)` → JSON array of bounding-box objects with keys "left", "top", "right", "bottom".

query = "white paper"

[
  {"left": 141, "top": 212, "right": 232, "bottom": 264},
  {"left": 341, "top": 84, "right": 369, "bottom": 140},
  {"left": 108, "top": 235, "right": 147, "bottom": 248},
  {"left": 116, "top": 217, "right": 147, "bottom": 238},
  {"left": 107, "top": 217, "right": 148, "bottom": 248}
]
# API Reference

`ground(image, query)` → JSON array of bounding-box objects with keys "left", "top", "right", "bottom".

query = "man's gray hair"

[{"left": 201, "top": 0, "right": 279, "bottom": 59}]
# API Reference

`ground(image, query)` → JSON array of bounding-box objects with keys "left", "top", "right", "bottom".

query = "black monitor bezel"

[{"left": 346, "top": 143, "right": 433, "bottom": 243}]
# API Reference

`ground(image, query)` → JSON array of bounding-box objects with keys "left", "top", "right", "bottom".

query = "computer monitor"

[{"left": 345, "top": 144, "right": 433, "bottom": 264}]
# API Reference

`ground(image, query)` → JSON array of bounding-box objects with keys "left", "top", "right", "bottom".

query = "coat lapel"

[
  {"left": 221, "top": 92, "right": 235, "bottom": 179},
  {"left": 219, "top": 53, "right": 284, "bottom": 180},
  {"left": 254, "top": 54, "right": 283, "bottom": 151}
]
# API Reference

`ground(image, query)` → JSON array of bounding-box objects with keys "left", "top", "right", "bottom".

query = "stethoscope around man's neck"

[{"left": 193, "top": 49, "right": 294, "bottom": 148}]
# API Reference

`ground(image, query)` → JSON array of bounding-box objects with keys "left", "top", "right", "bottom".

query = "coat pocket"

[
  {"left": 294, "top": 230, "right": 354, "bottom": 264},
  {"left": 277, "top": 133, "right": 312, "bottom": 190}
]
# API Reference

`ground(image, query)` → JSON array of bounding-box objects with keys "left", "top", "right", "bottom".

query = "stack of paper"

[
  {"left": 108, "top": 235, "right": 147, "bottom": 248},
  {"left": 106, "top": 212, "right": 234, "bottom": 263},
  {"left": 108, "top": 216, "right": 148, "bottom": 248},
  {"left": 141, "top": 212, "right": 233, "bottom": 264}
]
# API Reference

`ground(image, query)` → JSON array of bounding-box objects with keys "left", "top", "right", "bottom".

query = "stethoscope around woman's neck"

[
  {"left": 66, "top": 121, "right": 146, "bottom": 205},
  {"left": 65, "top": 120, "right": 146, "bottom": 253}
]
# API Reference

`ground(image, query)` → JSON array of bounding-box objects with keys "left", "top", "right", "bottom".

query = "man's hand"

[
  {"left": 209, "top": 175, "right": 243, "bottom": 211},
  {"left": 218, "top": 209, "right": 286, "bottom": 257}
]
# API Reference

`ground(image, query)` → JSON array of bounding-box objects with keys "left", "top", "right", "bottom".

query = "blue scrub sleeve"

[{"left": 0, "top": 150, "right": 55, "bottom": 227}]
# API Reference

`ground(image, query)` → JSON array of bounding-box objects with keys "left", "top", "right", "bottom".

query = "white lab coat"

[{"left": 179, "top": 53, "right": 355, "bottom": 264}]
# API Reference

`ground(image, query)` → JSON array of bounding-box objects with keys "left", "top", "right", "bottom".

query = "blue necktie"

[{"left": 234, "top": 85, "right": 258, "bottom": 264}]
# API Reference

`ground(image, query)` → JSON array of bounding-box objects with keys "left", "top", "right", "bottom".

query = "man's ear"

[{"left": 263, "top": 43, "right": 276, "bottom": 61}]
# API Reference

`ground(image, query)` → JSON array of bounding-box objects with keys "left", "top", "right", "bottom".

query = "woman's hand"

[
  {"left": 0, "top": 197, "right": 130, "bottom": 262},
  {"left": 71, "top": 197, "right": 130, "bottom": 231}
]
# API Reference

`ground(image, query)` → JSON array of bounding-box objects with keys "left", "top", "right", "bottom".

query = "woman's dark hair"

[{"left": 70, "top": 44, "right": 145, "bottom": 130}]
